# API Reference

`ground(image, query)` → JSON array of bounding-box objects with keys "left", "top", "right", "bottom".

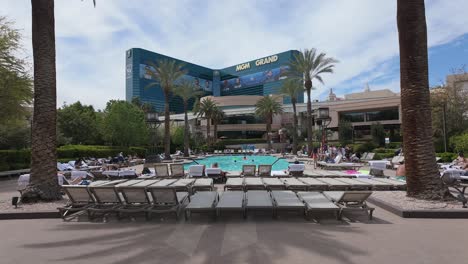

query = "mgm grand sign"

[{"left": 235, "top": 55, "right": 278, "bottom": 72}]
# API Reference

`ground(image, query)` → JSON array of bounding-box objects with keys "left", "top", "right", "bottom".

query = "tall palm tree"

[
  {"left": 21, "top": 0, "right": 62, "bottom": 202},
  {"left": 146, "top": 60, "right": 187, "bottom": 160},
  {"left": 173, "top": 79, "right": 203, "bottom": 157},
  {"left": 194, "top": 97, "right": 217, "bottom": 144},
  {"left": 211, "top": 106, "right": 225, "bottom": 143},
  {"left": 288, "top": 49, "right": 338, "bottom": 154},
  {"left": 280, "top": 79, "right": 303, "bottom": 154},
  {"left": 22, "top": 0, "right": 96, "bottom": 202},
  {"left": 255, "top": 96, "right": 284, "bottom": 150},
  {"left": 397, "top": 0, "right": 447, "bottom": 199}
]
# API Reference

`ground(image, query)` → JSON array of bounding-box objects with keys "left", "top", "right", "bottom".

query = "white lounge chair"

[
  {"left": 288, "top": 163, "right": 305, "bottom": 177},
  {"left": 188, "top": 165, "right": 205, "bottom": 178}
]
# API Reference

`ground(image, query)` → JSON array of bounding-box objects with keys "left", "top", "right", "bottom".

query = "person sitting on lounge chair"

[
  {"left": 212, "top": 162, "right": 228, "bottom": 178},
  {"left": 395, "top": 160, "right": 406, "bottom": 181}
]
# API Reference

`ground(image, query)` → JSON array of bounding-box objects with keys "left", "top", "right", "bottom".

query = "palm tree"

[
  {"left": 173, "top": 79, "right": 203, "bottom": 157},
  {"left": 397, "top": 0, "right": 447, "bottom": 199},
  {"left": 280, "top": 79, "right": 303, "bottom": 154},
  {"left": 255, "top": 96, "right": 284, "bottom": 150},
  {"left": 194, "top": 97, "right": 217, "bottom": 144},
  {"left": 288, "top": 49, "right": 338, "bottom": 154},
  {"left": 211, "top": 106, "right": 225, "bottom": 143},
  {"left": 21, "top": 0, "right": 96, "bottom": 202},
  {"left": 21, "top": 0, "right": 62, "bottom": 202},
  {"left": 146, "top": 60, "right": 187, "bottom": 160}
]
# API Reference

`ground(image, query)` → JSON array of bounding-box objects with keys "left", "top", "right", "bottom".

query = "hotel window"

[
  {"left": 340, "top": 112, "right": 365, "bottom": 122},
  {"left": 366, "top": 108, "right": 399, "bottom": 121}
]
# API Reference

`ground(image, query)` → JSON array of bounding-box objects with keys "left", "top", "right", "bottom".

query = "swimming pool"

[{"left": 183, "top": 155, "right": 291, "bottom": 171}]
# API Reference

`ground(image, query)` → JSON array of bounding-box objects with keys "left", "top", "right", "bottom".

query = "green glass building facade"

[{"left": 125, "top": 48, "right": 303, "bottom": 113}]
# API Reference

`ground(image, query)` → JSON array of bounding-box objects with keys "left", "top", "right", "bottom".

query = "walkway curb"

[
  {"left": 369, "top": 196, "right": 468, "bottom": 218},
  {"left": 0, "top": 211, "right": 60, "bottom": 220}
]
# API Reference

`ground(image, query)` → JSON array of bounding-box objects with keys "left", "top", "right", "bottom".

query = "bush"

[
  {"left": 449, "top": 133, "right": 468, "bottom": 154},
  {"left": 436, "top": 152, "right": 458, "bottom": 163},
  {"left": 374, "top": 152, "right": 395, "bottom": 160},
  {"left": 351, "top": 142, "right": 378, "bottom": 153},
  {"left": 387, "top": 142, "right": 402, "bottom": 149}
]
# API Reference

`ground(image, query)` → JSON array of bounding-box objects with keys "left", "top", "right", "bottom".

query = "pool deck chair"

[
  {"left": 205, "top": 168, "right": 224, "bottom": 183},
  {"left": 373, "top": 178, "right": 407, "bottom": 190},
  {"left": 242, "top": 165, "right": 256, "bottom": 177},
  {"left": 155, "top": 164, "right": 170, "bottom": 178},
  {"left": 354, "top": 178, "right": 393, "bottom": 190},
  {"left": 297, "top": 192, "right": 340, "bottom": 220},
  {"left": 297, "top": 178, "right": 329, "bottom": 191},
  {"left": 185, "top": 191, "right": 219, "bottom": 220},
  {"left": 262, "top": 177, "right": 286, "bottom": 190},
  {"left": 258, "top": 165, "right": 272, "bottom": 177},
  {"left": 170, "top": 163, "right": 185, "bottom": 178},
  {"left": 146, "top": 186, "right": 189, "bottom": 220},
  {"left": 245, "top": 190, "right": 274, "bottom": 218},
  {"left": 271, "top": 190, "right": 305, "bottom": 217},
  {"left": 281, "top": 177, "right": 308, "bottom": 191},
  {"left": 317, "top": 178, "right": 351, "bottom": 191},
  {"left": 87, "top": 180, "right": 127, "bottom": 221},
  {"left": 224, "top": 177, "right": 245, "bottom": 191},
  {"left": 244, "top": 177, "right": 266, "bottom": 190},
  {"left": 58, "top": 181, "right": 109, "bottom": 220},
  {"left": 216, "top": 191, "right": 245, "bottom": 218},
  {"left": 334, "top": 178, "right": 372, "bottom": 190},
  {"left": 323, "top": 191, "right": 375, "bottom": 220},
  {"left": 115, "top": 180, "right": 153, "bottom": 219},
  {"left": 192, "top": 178, "right": 214, "bottom": 193},
  {"left": 288, "top": 164, "right": 305, "bottom": 177},
  {"left": 188, "top": 165, "right": 205, "bottom": 178},
  {"left": 170, "top": 178, "right": 195, "bottom": 192}
]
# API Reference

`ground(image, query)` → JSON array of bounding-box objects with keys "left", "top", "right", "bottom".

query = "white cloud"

[{"left": 1, "top": 0, "right": 467, "bottom": 109}]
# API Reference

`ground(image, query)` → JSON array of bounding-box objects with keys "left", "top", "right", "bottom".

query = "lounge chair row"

[
  {"left": 186, "top": 190, "right": 374, "bottom": 221},
  {"left": 224, "top": 177, "right": 406, "bottom": 191},
  {"left": 58, "top": 178, "right": 214, "bottom": 221}
]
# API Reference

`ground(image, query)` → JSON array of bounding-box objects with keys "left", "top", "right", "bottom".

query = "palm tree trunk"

[
  {"left": 164, "top": 92, "right": 171, "bottom": 160},
  {"left": 22, "top": 0, "right": 62, "bottom": 202},
  {"left": 206, "top": 117, "right": 211, "bottom": 145},
  {"left": 397, "top": 0, "right": 447, "bottom": 199},
  {"left": 305, "top": 82, "right": 313, "bottom": 154},
  {"left": 213, "top": 121, "right": 218, "bottom": 143},
  {"left": 292, "top": 98, "right": 298, "bottom": 154},
  {"left": 183, "top": 101, "right": 189, "bottom": 157},
  {"left": 267, "top": 114, "right": 272, "bottom": 150}
]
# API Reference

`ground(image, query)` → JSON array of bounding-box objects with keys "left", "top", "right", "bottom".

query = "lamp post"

[
  {"left": 315, "top": 107, "right": 332, "bottom": 153},
  {"left": 145, "top": 112, "right": 162, "bottom": 163}
]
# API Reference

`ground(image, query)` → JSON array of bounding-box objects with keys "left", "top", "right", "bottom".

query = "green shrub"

[
  {"left": 436, "top": 152, "right": 458, "bottom": 163},
  {"left": 387, "top": 142, "right": 402, "bottom": 149},
  {"left": 373, "top": 152, "right": 394, "bottom": 160},
  {"left": 351, "top": 142, "right": 378, "bottom": 153},
  {"left": 449, "top": 133, "right": 468, "bottom": 153}
]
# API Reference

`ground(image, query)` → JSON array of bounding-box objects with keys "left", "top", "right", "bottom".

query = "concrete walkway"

[{"left": 0, "top": 207, "right": 467, "bottom": 264}]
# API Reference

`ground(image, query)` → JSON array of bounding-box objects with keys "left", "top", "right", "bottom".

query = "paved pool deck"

[{"left": 0, "top": 206, "right": 467, "bottom": 264}]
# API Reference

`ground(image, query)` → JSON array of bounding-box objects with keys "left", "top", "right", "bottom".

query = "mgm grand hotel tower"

[{"left": 125, "top": 48, "right": 303, "bottom": 138}]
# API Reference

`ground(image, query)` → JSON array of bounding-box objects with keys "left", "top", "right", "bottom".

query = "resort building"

[{"left": 125, "top": 48, "right": 402, "bottom": 143}]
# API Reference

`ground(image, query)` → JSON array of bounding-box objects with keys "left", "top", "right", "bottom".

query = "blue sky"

[{"left": 2, "top": 0, "right": 468, "bottom": 109}]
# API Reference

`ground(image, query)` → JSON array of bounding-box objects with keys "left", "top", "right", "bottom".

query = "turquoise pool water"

[{"left": 184, "top": 155, "right": 291, "bottom": 171}]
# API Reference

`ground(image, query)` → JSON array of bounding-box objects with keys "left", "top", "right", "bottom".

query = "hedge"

[
  {"left": 0, "top": 145, "right": 147, "bottom": 171},
  {"left": 436, "top": 152, "right": 458, "bottom": 163}
]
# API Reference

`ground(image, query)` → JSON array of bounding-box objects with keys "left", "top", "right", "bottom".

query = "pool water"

[{"left": 184, "top": 155, "right": 291, "bottom": 171}]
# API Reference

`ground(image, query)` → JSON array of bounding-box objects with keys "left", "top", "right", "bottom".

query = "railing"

[{"left": 197, "top": 124, "right": 281, "bottom": 132}]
